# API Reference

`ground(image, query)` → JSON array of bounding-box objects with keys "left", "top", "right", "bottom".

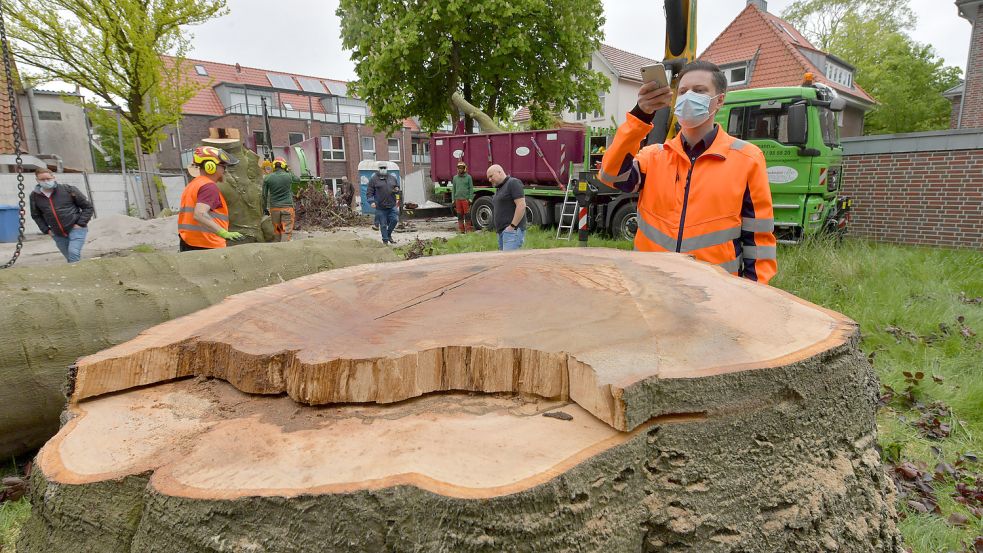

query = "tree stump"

[{"left": 20, "top": 249, "right": 902, "bottom": 553}]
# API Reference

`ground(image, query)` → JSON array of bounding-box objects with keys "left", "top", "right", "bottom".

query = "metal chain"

[{"left": 0, "top": 0, "right": 25, "bottom": 269}]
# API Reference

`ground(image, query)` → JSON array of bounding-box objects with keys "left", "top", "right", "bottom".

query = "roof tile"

[{"left": 597, "top": 44, "right": 659, "bottom": 82}]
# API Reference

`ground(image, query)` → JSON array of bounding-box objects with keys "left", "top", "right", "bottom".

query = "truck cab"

[{"left": 716, "top": 82, "right": 851, "bottom": 242}]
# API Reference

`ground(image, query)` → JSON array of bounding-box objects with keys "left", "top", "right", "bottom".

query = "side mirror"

[{"left": 787, "top": 103, "right": 808, "bottom": 146}]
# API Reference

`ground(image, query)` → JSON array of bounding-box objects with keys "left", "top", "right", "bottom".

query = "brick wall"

[
  {"left": 950, "top": 96, "right": 963, "bottom": 129},
  {"left": 961, "top": 4, "right": 983, "bottom": 128},
  {"left": 159, "top": 113, "right": 429, "bottom": 181},
  {"left": 842, "top": 135, "right": 983, "bottom": 249}
]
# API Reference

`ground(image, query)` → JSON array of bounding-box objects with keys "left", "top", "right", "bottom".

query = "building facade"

[
  {"left": 19, "top": 88, "right": 94, "bottom": 172},
  {"left": 559, "top": 45, "right": 660, "bottom": 129},
  {"left": 700, "top": 0, "right": 876, "bottom": 137},
  {"left": 947, "top": 0, "right": 983, "bottom": 128},
  {"left": 157, "top": 58, "right": 431, "bottom": 185}
]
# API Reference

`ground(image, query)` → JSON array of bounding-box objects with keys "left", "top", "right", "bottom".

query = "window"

[
  {"left": 824, "top": 62, "right": 853, "bottom": 88},
  {"left": 321, "top": 136, "right": 345, "bottom": 160},
  {"left": 288, "top": 132, "right": 305, "bottom": 145},
  {"left": 727, "top": 105, "right": 793, "bottom": 145},
  {"left": 412, "top": 141, "right": 431, "bottom": 164},
  {"left": 575, "top": 103, "right": 587, "bottom": 121},
  {"left": 253, "top": 130, "right": 271, "bottom": 158},
  {"left": 38, "top": 110, "right": 62, "bottom": 121},
  {"left": 362, "top": 136, "right": 376, "bottom": 160},
  {"left": 723, "top": 64, "right": 748, "bottom": 87},
  {"left": 388, "top": 138, "right": 400, "bottom": 161},
  {"left": 593, "top": 94, "right": 605, "bottom": 119},
  {"left": 283, "top": 102, "right": 294, "bottom": 111},
  {"left": 194, "top": 65, "right": 208, "bottom": 76},
  {"left": 323, "top": 177, "right": 348, "bottom": 196}
]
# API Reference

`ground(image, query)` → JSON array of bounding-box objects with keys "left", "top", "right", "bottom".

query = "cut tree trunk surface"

[
  {"left": 69, "top": 249, "right": 853, "bottom": 431},
  {"left": 21, "top": 250, "right": 902, "bottom": 552}
]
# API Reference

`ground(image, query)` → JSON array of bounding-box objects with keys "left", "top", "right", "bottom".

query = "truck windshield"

[
  {"left": 727, "top": 105, "right": 791, "bottom": 145},
  {"left": 819, "top": 107, "right": 839, "bottom": 148}
]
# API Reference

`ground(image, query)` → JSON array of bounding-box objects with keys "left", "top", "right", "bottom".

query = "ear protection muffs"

[{"left": 202, "top": 160, "right": 217, "bottom": 175}]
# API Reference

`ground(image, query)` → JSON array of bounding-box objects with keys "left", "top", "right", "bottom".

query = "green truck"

[{"left": 433, "top": 81, "right": 851, "bottom": 242}]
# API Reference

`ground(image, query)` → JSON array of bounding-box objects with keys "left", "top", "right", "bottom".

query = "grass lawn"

[
  {"left": 0, "top": 460, "right": 29, "bottom": 552},
  {"left": 403, "top": 228, "right": 983, "bottom": 552}
]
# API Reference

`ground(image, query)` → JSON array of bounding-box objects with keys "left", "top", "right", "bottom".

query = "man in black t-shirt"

[{"left": 487, "top": 164, "right": 526, "bottom": 251}]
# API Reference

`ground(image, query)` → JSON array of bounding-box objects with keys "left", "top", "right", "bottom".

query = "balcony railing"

[
  {"left": 411, "top": 154, "right": 431, "bottom": 164},
  {"left": 224, "top": 103, "right": 368, "bottom": 125}
]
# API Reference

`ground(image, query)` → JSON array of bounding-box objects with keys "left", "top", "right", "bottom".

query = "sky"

[{"left": 181, "top": 0, "right": 973, "bottom": 82}]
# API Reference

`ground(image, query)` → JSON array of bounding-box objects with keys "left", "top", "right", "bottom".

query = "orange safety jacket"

[
  {"left": 598, "top": 113, "right": 777, "bottom": 284},
  {"left": 178, "top": 176, "right": 230, "bottom": 249}
]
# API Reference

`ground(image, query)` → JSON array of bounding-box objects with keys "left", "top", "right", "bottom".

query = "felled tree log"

[
  {"left": 0, "top": 238, "right": 396, "bottom": 457},
  {"left": 20, "top": 250, "right": 903, "bottom": 552}
]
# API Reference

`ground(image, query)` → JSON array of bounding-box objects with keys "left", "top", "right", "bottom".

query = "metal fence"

[{"left": 0, "top": 172, "right": 187, "bottom": 234}]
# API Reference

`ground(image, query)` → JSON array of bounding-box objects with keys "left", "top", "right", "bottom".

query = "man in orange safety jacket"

[{"left": 599, "top": 60, "right": 777, "bottom": 284}]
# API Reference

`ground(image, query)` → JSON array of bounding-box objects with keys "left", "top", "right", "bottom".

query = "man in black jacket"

[
  {"left": 366, "top": 162, "right": 401, "bottom": 244},
  {"left": 29, "top": 169, "right": 94, "bottom": 263}
]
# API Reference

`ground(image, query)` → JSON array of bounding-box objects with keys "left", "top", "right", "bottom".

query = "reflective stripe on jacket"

[
  {"left": 178, "top": 176, "right": 230, "bottom": 249},
  {"left": 598, "top": 113, "right": 777, "bottom": 284}
]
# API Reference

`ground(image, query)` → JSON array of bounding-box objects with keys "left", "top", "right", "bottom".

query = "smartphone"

[{"left": 640, "top": 63, "right": 669, "bottom": 89}]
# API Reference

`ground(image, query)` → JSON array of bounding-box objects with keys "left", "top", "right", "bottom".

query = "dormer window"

[
  {"left": 194, "top": 65, "right": 208, "bottom": 76},
  {"left": 824, "top": 61, "right": 853, "bottom": 88},
  {"left": 722, "top": 63, "right": 749, "bottom": 87}
]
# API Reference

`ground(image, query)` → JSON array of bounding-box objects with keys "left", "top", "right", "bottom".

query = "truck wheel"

[
  {"left": 611, "top": 203, "right": 639, "bottom": 242},
  {"left": 471, "top": 196, "right": 495, "bottom": 231},
  {"left": 524, "top": 198, "right": 550, "bottom": 228}
]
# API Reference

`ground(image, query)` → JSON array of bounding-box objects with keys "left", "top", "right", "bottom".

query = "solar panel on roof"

[
  {"left": 325, "top": 82, "right": 348, "bottom": 96},
  {"left": 297, "top": 77, "right": 325, "bottom": 93},
  {"left": 267, "top": 73, "right": 299, "bottom": 91}
]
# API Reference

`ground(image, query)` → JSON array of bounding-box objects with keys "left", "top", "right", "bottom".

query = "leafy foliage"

[
  {"left": 7, "top": 0, "right": 227, "bottom": 152},
  {"left": 86, "top": 104, "right": 138, "bottom": 172},
  {"left": 336, "top": 0, "right": 609, "bottom": 133},
  {"left": 781, "top": 0, "right": 962, "bottom": 134}
]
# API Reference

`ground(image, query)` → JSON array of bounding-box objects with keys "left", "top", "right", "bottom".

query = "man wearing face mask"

[
  {"left": 29, "top": 169, "right": 94, "bottom": 263},
  {"left": 367, "top": 162, "right": 401, "bottom": 245},
  {"left": 598, "top": 60, "right": 777, "bottom": 284}
]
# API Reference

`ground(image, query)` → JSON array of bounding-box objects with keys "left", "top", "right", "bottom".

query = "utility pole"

[{"left": 113, "top": 106, "right": 131, "bottom": 214}]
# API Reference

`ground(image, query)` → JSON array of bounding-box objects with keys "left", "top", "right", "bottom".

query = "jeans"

[
  {"left": 498, "top": 228, "right": 525, "bottom": 251},
  {"left": 377, "top": 207, "right": 399, "bottom": 243},
  {"left": 51, "top": 226, "right": 87, "bottom": 263}
]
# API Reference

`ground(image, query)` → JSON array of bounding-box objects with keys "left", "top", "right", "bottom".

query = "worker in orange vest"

[
  {"left": 599, "top": 60, "right": 777, "bottom": 284},
  {"left": 178, "top": 146, "right": 244, "bottom": 251}
]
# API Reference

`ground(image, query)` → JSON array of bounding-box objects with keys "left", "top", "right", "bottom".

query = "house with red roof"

[
  {"left": 561, "top": 44, "right": 660, "bottom": 128},
  {"left": 157, "top": 57, "right": 430, "bottom": 186},
  {"left": 700, "top": 0, "right": 876, "bottom": 137}
]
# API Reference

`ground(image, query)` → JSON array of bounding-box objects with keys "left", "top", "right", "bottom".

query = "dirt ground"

[{"left": 0, "top": 214, "right": 461, "bottom": 268}]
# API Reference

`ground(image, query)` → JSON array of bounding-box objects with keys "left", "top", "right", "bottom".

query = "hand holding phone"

[
  {"left": 640, "top": 63, "right": 669, "bottom": 89},
  {"left": 637, "top": 63, "right": 673, "bottom": 115}
]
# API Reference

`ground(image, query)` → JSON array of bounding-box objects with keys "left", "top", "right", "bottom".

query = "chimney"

[{"left": 747, "top": 0, "right": 768, "bottom": 11}]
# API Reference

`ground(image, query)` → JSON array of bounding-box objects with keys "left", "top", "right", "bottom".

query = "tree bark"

[
  {"left": 0, "top": 239, "right": 398, "bottom": 458},
  {"left": 451, "top": 92, "right": 504, "bottom": 134},
  {"left": 19, "top": 249, "right": 902, "bottom": 552}
]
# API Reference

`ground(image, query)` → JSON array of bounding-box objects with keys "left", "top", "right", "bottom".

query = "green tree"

[
  {"left": 87, "top": 106, "right": 138, "bottom": 173},
  {"left": 336, "top": 0, "right": 609, "bottom": 133},
  {"left": 7, "top": 0, "right": 226, "bottom": 154},
  {"left": 782, "top": 0, "right": 961, "bottom": 134},
  {"left": 781, "top": 0, "right": 914, "bottom": 51}
]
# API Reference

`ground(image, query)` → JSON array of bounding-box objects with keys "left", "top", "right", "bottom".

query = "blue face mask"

[
  {"left": 674, "top": 91, "right": 721, "bottom": 128},
  {"left": 38, "top": 179, "right": 57, "bottom": 190}
]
